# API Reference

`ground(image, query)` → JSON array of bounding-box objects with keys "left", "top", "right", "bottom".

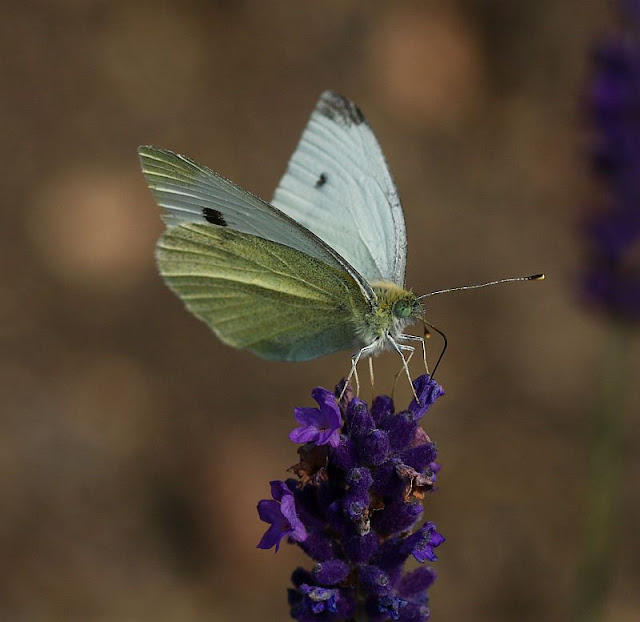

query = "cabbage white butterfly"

[{"left": 139, "top": 91, "right": 541, "bottom": 392}]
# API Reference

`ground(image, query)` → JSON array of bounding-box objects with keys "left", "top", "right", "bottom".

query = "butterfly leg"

[
  {"left": 343, "top": 350, "right": 363, "bottom": 399},
  {"left": 391, "top": 345, "right": 416, "bottom": 398},
  {"left": 353, "top": 360, "right": 361, "bottom": 396},
  {"left": 340, "top": 342, "right": 378, "bottom": 400},
  {"left": 388, "top": 336, "right": 418, "bottom": 402},
  {"left": 398, "top": 334, "right": 428, "bottom": 375},
  {"left": 369, "top": 356, "right": 375, "bottom": 393}
]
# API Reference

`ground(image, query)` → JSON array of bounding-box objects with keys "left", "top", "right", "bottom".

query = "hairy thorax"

[{"left": 356, "top": 281, "right": 423, "bottom": 354}]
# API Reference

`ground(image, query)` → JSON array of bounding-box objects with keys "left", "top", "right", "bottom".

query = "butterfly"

[{"left": 139, "top": 91, "right": 542, "bottom": 392}]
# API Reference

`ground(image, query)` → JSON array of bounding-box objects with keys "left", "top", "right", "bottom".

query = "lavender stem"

[{"left": 572, "top": 322, "right": 632, "bottom": 622}]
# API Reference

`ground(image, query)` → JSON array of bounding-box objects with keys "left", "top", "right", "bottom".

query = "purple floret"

[
  {"left": 407, "top": 522, "right": 446, "bottom": 563},
  {"left": 290, "top": 387, "right": 343, "bottom": 448},
  {"left": 257, "top": 480, "right": 308, "bottom": 551},
  {"left": 409, "top": 375, "right": 445, "bottom": 419},
  {"left": 298, "top": 584, "right": 339, "bottom": 614}
]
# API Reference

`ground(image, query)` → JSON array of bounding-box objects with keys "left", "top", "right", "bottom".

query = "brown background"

[{"left": 2, "top": 1, "right": 639, "bottom": 620}]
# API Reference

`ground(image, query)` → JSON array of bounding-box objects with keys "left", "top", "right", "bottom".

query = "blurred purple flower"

[
  {"left": 581, "top": 1, "right": 640, "bottom": 319},
  {"left": 289, "top": 387, "right": 343, "bottom": 448},
  {"left": 621, "top": 0, "right": 640, "bottom": 19},
  {"left": 258, "top": 374, "right": 445, "bottom": 621}
]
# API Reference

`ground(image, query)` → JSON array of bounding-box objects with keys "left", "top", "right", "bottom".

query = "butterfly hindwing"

[{"left": 156, "top": 223, "right": 370, "bottom": 361}]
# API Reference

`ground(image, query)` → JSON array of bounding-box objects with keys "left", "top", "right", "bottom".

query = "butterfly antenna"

[
  {"left": 423, "top": 319, "right": 447, "bottom": 379},
  {"left": 417, "top": 273, "right": 545, "bottom": 300}
]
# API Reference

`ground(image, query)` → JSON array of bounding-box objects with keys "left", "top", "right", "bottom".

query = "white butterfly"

[{"left": 139, "top": 91, "right": 542, "bottom": 394}]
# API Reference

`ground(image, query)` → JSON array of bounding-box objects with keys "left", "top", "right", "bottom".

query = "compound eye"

[{"left": 393, "top": 299, "right": 413, "bottom": 319}]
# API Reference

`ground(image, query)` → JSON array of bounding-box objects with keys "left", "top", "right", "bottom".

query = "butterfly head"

[
  {"left": 365, "top": 284, "right": 424, "bottom": 344},
  {"left": 392, "top": 294, "right": 422, "bottom": 321}
]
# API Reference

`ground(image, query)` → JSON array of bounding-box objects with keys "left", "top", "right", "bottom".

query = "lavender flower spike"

[{"left": 258, "top": 374, "right": 445, "bottom": 621}]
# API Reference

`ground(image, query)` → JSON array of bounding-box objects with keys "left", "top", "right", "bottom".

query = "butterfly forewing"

[
  {"left": 271, "top": 91, "right": 407, "bottom": 286},
  {"left": 139, "top": 145, "right": 374, "bottom": 302},
  {"left": 156, "top": 223, "right": 371, "bottom": 361}
]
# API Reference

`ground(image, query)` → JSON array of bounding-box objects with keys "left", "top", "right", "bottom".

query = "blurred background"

[{"left": 2, "top": 0, "right": 639, "bottom": 620}]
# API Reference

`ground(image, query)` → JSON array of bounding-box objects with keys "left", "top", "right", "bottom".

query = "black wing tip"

[{"left": 317, "top": 91, "right": 367, "bottom": 127}]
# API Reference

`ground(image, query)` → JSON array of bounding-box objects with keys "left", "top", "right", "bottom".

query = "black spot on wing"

[
  {"left": 202, "top": 207, "right": 227, "bottom": 226},
  {"left": 315, "top": 173, "right": 327, "bottom": 188},
  {"left": 317, "top": 91, "right": 366, "bottom": 127}
]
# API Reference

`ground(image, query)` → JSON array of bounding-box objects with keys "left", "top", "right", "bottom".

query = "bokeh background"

[{"left": 2, "top": 1, "right": 639, "bottom": 620}]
